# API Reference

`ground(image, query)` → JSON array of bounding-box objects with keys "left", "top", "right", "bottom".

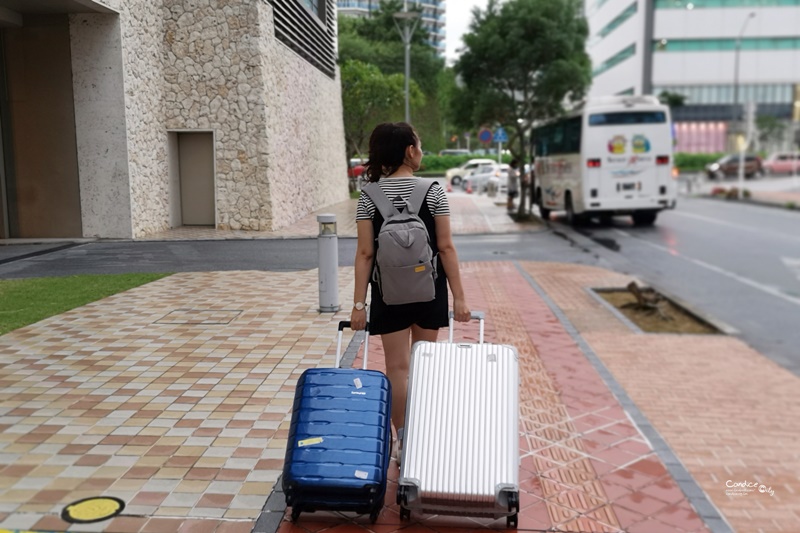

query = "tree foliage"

[
  {"left": 452, "top": 0, "right": 591, "bottom": 214},
  {"left": 658, "top": 91, "right": 687, "bottom": 108},
  {"left": 338, "top": 5, "right": 445, "bottom": 153},
  {"left": 341, "top": 60, "right": 424, "bottom": 158},
  {"left": 452, "top": 0, "right": 591, "bottom": 159}
]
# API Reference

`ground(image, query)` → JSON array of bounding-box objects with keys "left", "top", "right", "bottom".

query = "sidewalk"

[{"left": 1, "top": 194, "right": 798, "bottom": 533}]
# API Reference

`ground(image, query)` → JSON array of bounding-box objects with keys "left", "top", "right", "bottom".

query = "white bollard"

[{"left": 317, "top": 214, "right": 340, "bottom": 313}]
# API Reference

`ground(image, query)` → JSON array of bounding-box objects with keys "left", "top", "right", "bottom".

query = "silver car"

[{"left": 462, "top": 163, "right": 502, "bottom": 193}]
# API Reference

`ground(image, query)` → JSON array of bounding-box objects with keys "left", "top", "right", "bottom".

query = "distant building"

[
  {"left": 584, "top": 0, "right": 800, "bottom": 153},
  {"left": 0, "top": 0, "right": 347, "bottom": 239},
  {"left": 337, "top": 0, "right": 446, "bottom": 57}
]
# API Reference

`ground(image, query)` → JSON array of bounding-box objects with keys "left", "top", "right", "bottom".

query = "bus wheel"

[
  {"left": 632, "top": 211, "right": 657, "bottom": 226},
  {"left": 537, "top": 191, "right": 551, "bottom": 221}
]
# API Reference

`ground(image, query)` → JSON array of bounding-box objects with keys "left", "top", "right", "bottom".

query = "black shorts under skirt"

[{"left": 368, "top": 259, "right": 449, "bottom": 335}]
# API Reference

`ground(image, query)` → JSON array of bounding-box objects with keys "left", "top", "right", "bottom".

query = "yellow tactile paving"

[{"left": 0, "top": 269, "right": 358, "bottom": 532}]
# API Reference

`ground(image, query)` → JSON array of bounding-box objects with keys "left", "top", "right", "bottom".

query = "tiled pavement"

[{"left": 1, "top": 193, "right": 799, "bottom": 532}]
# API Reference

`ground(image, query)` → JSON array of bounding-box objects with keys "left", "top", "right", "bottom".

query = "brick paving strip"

[{"left": 521, "top": 262, "right": 800, "bottom": 533}]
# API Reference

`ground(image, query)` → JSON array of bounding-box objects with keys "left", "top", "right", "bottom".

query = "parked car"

[
  {"left": 438, "top": 149, "right": 471, "bottom": 157},
  {"left": 705, "top": 154, "right": 763, "bottom": 180},
  {"left": 445, "top": 158, "right": 496, "bottom": 187},
  {"left": 763, "top": 152, "right": 800, "bottom": 175},
  {"left": 462, "top": 163, "right": 502, "bottom": 193},
  {"left": 347, "top": 157, "right": 366, "bottom": 179},
  {"left": 487, "top": 164, "right": 510, "bottom": 195}
]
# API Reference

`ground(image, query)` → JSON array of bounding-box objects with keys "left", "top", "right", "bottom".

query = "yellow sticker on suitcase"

[{"left": 298, "top": 437, "right": 324, "bottom": 447}]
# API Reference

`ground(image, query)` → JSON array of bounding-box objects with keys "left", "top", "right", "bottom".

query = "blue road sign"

[
  {"left": 494, "top": 127, "right": 509, "bottom": 143},
  {"left": 478, "top": 128, "right": 493, "bottom": 144}
]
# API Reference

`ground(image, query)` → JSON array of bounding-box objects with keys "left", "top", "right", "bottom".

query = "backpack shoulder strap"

[
  {"left": 362, "top": 182, "right": 399, "bottom": 219},
  {"left": 406, "top": 179, "right": 437, "bottom": 216}
]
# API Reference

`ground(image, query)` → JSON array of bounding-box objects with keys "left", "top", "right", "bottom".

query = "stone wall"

[
  {"left": 163, "top": 0, "right": 272, "bottom": 231},
  {"left": 259, "top": 2, "right": 349, "bottom": 230},
  {"left": 69, "top": 0, "right": 347, "bottom": 237}
]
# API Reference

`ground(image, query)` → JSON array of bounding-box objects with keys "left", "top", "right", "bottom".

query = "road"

[{"left": 557, "top": 196, "right": 800, "bottom": 375}]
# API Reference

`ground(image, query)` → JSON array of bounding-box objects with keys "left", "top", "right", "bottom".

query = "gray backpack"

[{"left": 362, "top": 180, "right": 438, "bottom": 306}]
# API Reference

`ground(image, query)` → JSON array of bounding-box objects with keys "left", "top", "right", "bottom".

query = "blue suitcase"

[{"left": 283, "top": 321, "right": 391, "bottom": 523}]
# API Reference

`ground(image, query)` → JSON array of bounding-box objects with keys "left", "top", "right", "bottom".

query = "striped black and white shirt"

[{"left": 356, "top": 178, "right": 450, "bottom": 221}]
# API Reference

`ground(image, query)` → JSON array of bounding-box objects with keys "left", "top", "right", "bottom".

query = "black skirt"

[{"left": 368, "top": 257, "right": 449, "bottom": 335}]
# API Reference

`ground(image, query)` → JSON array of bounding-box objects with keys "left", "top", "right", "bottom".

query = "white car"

[
  {"left": 462, "top": 163, "right": 502, "bottom": 193},
  {"left": 487, "top": 164, "right": 511, "bottom": 195},
  {"left": 445, "top": 158, "right": 496, "bottom": 187}
]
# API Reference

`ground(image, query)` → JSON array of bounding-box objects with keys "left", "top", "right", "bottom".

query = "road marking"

[
  {"left": 783, "top": 257, "right": 800, "bottom": 282},
  {"left": 669, "top": 211, "right": 800, "bottom": 244},
  {"left": 614, "top": 229, "right": 800, "bottom": 308}
]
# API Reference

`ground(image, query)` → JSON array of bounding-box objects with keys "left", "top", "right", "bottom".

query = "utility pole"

[{"left": 393, "top": 3, "right": 420, "bottom": 124}]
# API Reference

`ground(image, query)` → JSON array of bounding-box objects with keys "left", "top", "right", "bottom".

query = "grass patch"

[{"left": 0, "top": 273, "right": 171, "bottom": 336}]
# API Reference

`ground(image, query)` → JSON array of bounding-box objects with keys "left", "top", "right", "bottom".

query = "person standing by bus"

[{"left": 507, "top": 159, "right": 520, "bottom": 211}]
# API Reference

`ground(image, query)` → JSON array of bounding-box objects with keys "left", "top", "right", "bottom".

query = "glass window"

[
  {"left": 589, "top": 111, "right": 667, "bottom": 126},
  {"left": 656, "top": 0, "right": 800, "bottom": 8},
  {"left": 301, "top": 0, "right": 321, "bottom": 18}
]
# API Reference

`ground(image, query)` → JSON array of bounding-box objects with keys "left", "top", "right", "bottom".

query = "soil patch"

[{"left": 597, "top": 289, "right": 720, "bottom": 335}]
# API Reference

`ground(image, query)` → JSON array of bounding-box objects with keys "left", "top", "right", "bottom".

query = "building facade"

[
  {"left": 0, "top": 0, "right": 347, "bottom": 239},
  {"left": 337, "top": 0, "right": 446, "bottom": 57},
  {"left": 585, "top": 0, "right": 800, "bottom": 153}
]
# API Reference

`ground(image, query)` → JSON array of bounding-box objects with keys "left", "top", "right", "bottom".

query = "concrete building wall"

[
  {"left": 586, "top": 0, "right": 645, "bottom": 98},
  {"left": 259, "top": 2, "right": 348, "bottom": 230},
  {"left": 653, "top": 7, "right": 800, "bottom": 87},
  {"left": 70, "top": 13, "right": 133, "bottom": 239}
]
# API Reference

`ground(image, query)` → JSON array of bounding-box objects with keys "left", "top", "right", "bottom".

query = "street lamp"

[
  {"left": 393, "top": 3, "right": 421, "bottom": 124},
  {"left": 732, "top": 12, "right": 756, "bottom": 143},
  {"left": 732, "top": 11, "right": 756, "bottom": 199}
]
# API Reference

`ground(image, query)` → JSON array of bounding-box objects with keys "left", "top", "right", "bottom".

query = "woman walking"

[{"left": 350, "top": 122, "right": 471, "bottom": 460}]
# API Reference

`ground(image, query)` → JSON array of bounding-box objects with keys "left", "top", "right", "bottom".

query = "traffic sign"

[
  {"left": 494, "top": 127, "right": 509, "bottom": 143},
  {"left": 478, "top": 128, "right": 493, "bottom": 145}
]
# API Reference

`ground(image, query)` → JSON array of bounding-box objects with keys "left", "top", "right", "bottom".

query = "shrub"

[
  {"left": 710, "top": 187, "right": 727, "bottom": 196},
  {"left": 674, "top": 152, "right": 725, "bottom": 173},
  {"left": 420, "top": 153, "right": 512, "bottom": 172},
  {"left": 725, "top": 188, "right": 740, "bottom": 200},
  {"left": 787, "top": 202, "right": 797, "bottom": 210},
  {"left": 743, "top": 189, "right": 751, "bottom": 199}
]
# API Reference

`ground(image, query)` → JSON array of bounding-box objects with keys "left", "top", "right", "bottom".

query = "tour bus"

[{"left": 532, "top": 95, "right": 676, "bottom": 226}]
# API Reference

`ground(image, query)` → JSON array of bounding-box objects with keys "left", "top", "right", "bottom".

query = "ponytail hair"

[{"left": 365, "top": 122, "right": 418, "bottom": 182}]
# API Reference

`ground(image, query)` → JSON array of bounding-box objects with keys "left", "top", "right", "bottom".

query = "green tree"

[
  {"left": 338, "top": 9, "right": 446, "bottom": 152},
  {"left": 453, "top": 0, "right": 591, "bottom": 213},
  {"left": 341, "top": 60, "right": 424, "bottom": 159},
  {"left": 756, "top": 115, "right": 785, "bottom": 148},
  {"left": 658, "top": 90, "right": 687, "bottom": 109}
]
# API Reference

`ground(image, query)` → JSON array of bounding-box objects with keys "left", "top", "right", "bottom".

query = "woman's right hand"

[
  {"left": 453, "top": 298, "right": 471, "bottom": 322},
  {"left": 350, "top": 308, "right": 367, "bottom": 331}
]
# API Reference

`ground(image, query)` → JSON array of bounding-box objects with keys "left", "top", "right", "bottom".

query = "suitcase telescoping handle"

[
  {"left": 448, "top": 311, "right": 485, "bottom": 344},
  {"left": 336, "top": 321, "right": 369, "bottom": 370}
]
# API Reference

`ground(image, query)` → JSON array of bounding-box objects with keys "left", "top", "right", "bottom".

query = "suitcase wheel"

[
  {"left": 397, "top": 486, "right": 409, "bottom": 506},
  {"left": 506, "top": 514, "right": 518, "bottom": 529},
  {"left": 399, "top": 506, "right": 411, "bottom": 521},
  {"left": 290, "top": 508, "right": 301, "bottom": 522},
  {"left": 369, "top": 508, "right": 380, "bottom": 523}
]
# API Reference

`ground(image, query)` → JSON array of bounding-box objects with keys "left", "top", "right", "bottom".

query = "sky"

[{"left": 445, "top": 0, "right": 488, "bottom": 65}]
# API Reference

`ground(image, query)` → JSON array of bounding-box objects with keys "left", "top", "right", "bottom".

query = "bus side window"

[{"left": 565, "top": 117, "right": 582, "bottom": 153}]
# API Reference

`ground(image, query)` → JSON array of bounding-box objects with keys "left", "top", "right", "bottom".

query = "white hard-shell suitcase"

[{"left": 397, "top": 312, "right": 520, "bottom": 527}]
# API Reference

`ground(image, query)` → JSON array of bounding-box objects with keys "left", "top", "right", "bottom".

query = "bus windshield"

[{"left": 589, "top": 111, "right": 667, "bottom": 126}]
